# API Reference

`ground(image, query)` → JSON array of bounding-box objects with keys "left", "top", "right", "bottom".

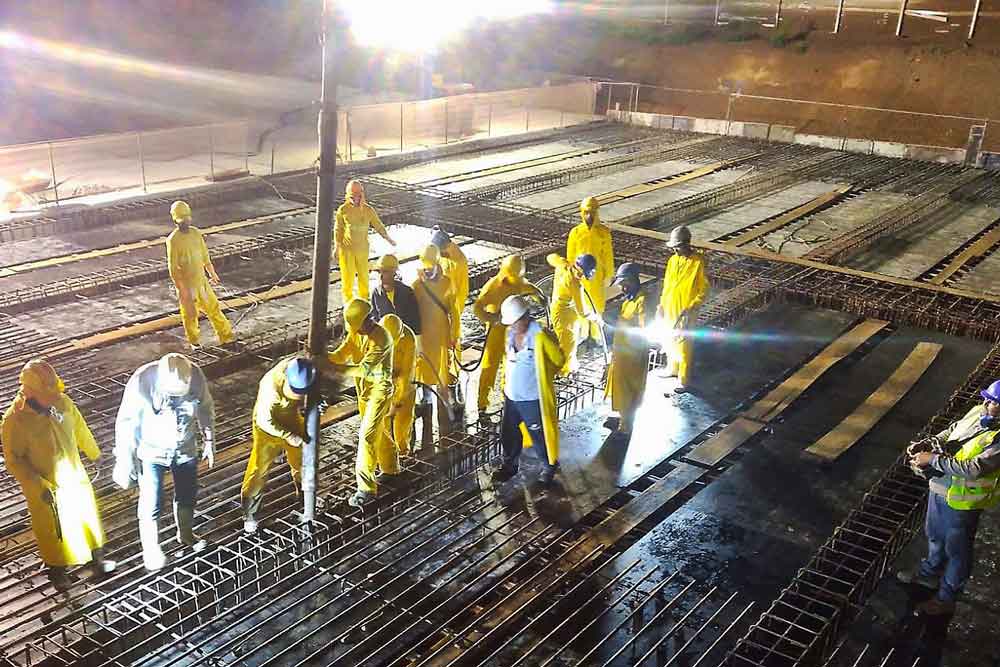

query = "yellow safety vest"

[{"left": 946, "top": 429, "right": 1000, "bottom": 510}]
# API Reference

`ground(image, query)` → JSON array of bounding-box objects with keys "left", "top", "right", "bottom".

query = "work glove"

[
  {"left": 287, "top": 434, "right": 308, "bottom": 449},
  {"left": 112, "top": 464, "right": 133, "bottom": 491},
  {"left": 203, "top": 444, "right": 215, "bottom": 469}
]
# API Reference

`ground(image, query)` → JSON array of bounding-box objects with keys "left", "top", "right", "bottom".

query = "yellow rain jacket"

[
  {"left": 547, "top": 253, "right": 586, "bottom": 376},
  {"left": 605, "top": 293, "right": 650, "bottom": 432},
  {"left": 567, "top": 200, "right": 614, "bottom": 340},
  {"left": 241, "top": 358, "right": 307, "bottom": 504},
  {"left": 440, "top": 240, "right": 469, "bottom": 374},
  {"left": 512, "top": 325, "right": 566, "bottom": 465},
  {"left": 166, "top": 226, "right": 233, "bottom": 345},
  {"left": 329, "top": 325, "right": 394, "bottom": 491},
  {"left": 379, "top": 317, "right": 417, "bottom": 456},
  {"left": 335, "top": 197, "right": 392, "bottom": 301},
  {"left": 659, "top": 251, "right": 709, "bottom": 385},
  {"left": 2, "top": 393, "right": 105, "bottom": 567},
  {"left": 473, "top": 270, "right": 536, "bottom": 411},
  {"left": 412, "top": 270, "right": 458, "bottom": 388}
]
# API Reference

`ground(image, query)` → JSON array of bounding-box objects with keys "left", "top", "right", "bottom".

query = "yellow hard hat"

[
  {"left": 420, "top": 244, "right": 440, "bottom": 268},
  {"left": 374, "top": 254, "right": 400, "bottom": 272},
  {"left": 581, "top": 196, "right": 599, "bottom": 213},
  {"left": 500, "top": 255, "right": 525, "bottom": 280},
  {"left": 379, "top": 313, "right": 403, "bottom": 342},
  {"left": 343, "top": 298, "right": 373, "bottom": 334},
  {"left": 170, "top": 200, "right": 192, "bottom": 223},
  {"left": 20, "top": 359, "right": 65, "bottom": 405}
]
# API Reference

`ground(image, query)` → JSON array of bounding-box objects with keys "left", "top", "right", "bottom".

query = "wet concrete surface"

[{"left": 614, "top": 318, "right": 988, "bottom": 616}]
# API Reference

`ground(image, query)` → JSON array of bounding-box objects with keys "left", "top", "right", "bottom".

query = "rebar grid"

[{"left": 725, "top": 342, "right": 1000, "bottom": 667}]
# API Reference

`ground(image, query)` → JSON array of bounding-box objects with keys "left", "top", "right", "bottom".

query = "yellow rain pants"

[
  {"left": 379, "top": 319, "right": 417, "bottom": 457},
  {"left": 2, "top": 393, "right": 105, "bottom": 567},
  {"left": 440, "top": 241, "right": 469, "bottom": 370},
  {"left": 659, "top": 252, "right": 708, "bottom": 386}
]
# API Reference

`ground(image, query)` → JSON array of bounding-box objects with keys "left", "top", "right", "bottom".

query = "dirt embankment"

[{"left": 442, "top": 18, "right": 1000, "bottom": 150}]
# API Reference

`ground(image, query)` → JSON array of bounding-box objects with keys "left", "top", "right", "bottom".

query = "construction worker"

[
  {"left": 327, "top": 299, "right": 394, "bottom": 507},
  {"left": 903, "top": 382, "right": 1000, "bottom": 615},
  {"left": 370, "top": 254, "right": 421, "bottom": 335},
  {"left": 567, "top": 196, "right": 614, "bottom": 343},
  {"left": 113, "top": 354, "right": 215, "bottom": 571},
  {"left": 2, "top": 360, "right": 116, "bottom": 591},
  {"left": 490, "top": 295, "right": 566, "bottom": 488},
  {"left": 412, "top": 244, "right": 459, "bottom": 446},
  {"left": 431, "top": 226, "right": 469, "bottom": 349},
  {"left": 378, "top": 313, "right": 417, "bottom": 457},
  {"left": 241, "top": 357, "right": 315, "bottom": 533},
  {"left": 336, "top": 180, "right": 396, "bottom": 302},
  {"left": 166, "top": 200, "right": 234, "bottom": 348},
  {"left": 547, "top": 252, "right": 597, "bottom": 376},
  {"left": 473, "top": 255, "right": 535, "bottom": 415},
  {"left": 605, "top": 263, "right": 650, "bottom": 438},
  {"left": 658, "top": 225, "right": 708, "bottom": 394}
]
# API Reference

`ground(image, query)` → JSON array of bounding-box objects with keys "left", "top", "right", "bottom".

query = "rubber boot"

[
  {"left": 174, "top": 503, "right": 207, "bottom": 552},
  {"left": 139, "top": 519, "right": 167, "bottom": 572},
  {"left": 89, "top": 547, "right": 117, "bottom": 577},
  {"left": 48, "top": 566, "right": 74, "bottom": 592},
  {"left": 418, "top": 403, "right": 434, "bottom": 453}
]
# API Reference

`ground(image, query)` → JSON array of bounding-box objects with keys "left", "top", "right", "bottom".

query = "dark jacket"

[{"left": 372, "top": 280, "right": 421, "bottom": 335}]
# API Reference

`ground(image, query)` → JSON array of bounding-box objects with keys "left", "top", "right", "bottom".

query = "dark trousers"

[
  {"left": 138, "top": 459, "right": 199, "bottom": 522},
  {"left": 500, "top": 397, "right": 555, "bottom": 474},
  {"left": 918, "top": 491, "right": 981, "bottom": 602}
]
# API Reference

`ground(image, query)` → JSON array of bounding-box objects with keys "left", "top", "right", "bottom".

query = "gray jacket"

[
  {"left": 928, "top": 405, "right": 1000, "bottom": 497},
  {"left": 113, "top": 361, "right": 215, "bottom": 484}
]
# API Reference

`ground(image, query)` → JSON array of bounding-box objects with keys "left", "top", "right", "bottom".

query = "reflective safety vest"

[{"left": 946, "top": 429, "right": 1000, "bottom": 510}]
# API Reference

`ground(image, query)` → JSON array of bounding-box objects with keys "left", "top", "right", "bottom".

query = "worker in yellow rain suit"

[
  {"left": 658, "top": 226, "right": 708, "bottom": 394},
  {"left": 2, "top": 360, "right": 116, "bottom": 591},
  {"left": 473, "top": 255, "right": 535, "bottom": 415},
  {"left": 336, "top": 180, "right": 396, "bottom": 302},
  {"left": 327, "top": 299, "right": 394, "bottom": 507},
  {"left": 489, "top": 296, "right": 566, "bottom": 488},
  {"left": 166, "top": 200, "right": 234, "bottom": 348},
  {"left": 432, "top": 227, "right": 468, "bottom": 383},
  {"left": 567, "top": 196, "right": 614, "bottom": 343},
  {"left": 547, "top": 252, "right": 597, "bottom": 376},
  {"left": 412, "top": 244, "right": 459, "bottom": 446},
  {"left": 605, "top": 263, "right": 650, "bottom": 438},
  {"left": 378, "top": 313, "right": 417, "bottom": 457},
  {"left": 241, "top": 357, "right": 315, "bottom": 533}
]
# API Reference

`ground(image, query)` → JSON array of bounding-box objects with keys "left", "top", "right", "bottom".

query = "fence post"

[
  {"left": 444, "top": 100, "right": 449, "bottom": 144},
  {"left": 895, "top": 0, "right": 908, "bottom": 36},
  {"left": 634, "top": 85, "right": 641, "bottom": 113},
  {"left": 243, "top": 122, "right": 249, "bottom": 174},
  {"left": 560, "top": 111, "right": 565, "bottom": 128},
  {"left": 714, "top": 0, "right": 722, "bottom": 25},
  {"left": 47, "top": 143, "right": 59, "bottom": 206},
  {"left": 525, "top": 109, "right": 531, "bottom": 132},
  {"left": 488, "top": 103, "right": 493, "bottom": 137},
  {"left": 833, "top": 0, "right": 845, "bottom": 32},
  {"left": 726, "top": 94, "right": 735, "bottom": 134},
  {"left": 270, "top": 144, "right": 276, "bottom": 175},
  {"left": 664, "top": 0, "right": 670, "bottom": 23},
  {"left": 208, "top": 125, "right": 216, "bottom": 181},
  {"left": 346, "top": 110, "right": 353, "bottom": 162},
  {"left": 137, "top": 133, "right": 148, "bottom": 193},
  {"left": 969, "top": 0, "right": 982, "bottom": 39},
  {"left": 400, "top": 103, "right": 404, "bottom": 153}
]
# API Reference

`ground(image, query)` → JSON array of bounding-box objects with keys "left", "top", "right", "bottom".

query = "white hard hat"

[
  {"left": 158, "top": 353, "right": 193, "bottom": 396},
  {"left": 500, "top": 295, "right": 530, "bottom": 326}
]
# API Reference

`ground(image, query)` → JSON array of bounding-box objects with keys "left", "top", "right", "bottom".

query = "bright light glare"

[{"left": 342, "top": 0, "right": 553, "bottom": 52}]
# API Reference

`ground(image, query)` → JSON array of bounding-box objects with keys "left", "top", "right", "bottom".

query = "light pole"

[{"left": 303, "top": 0, "right": 341, "bottom": 523}]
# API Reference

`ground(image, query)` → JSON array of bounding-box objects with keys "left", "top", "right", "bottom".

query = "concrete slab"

[
  {"left": 692, "top": 180, "right": 845, "bottom": 242},
  {"left": 753, "top": 191, "right": 911, "bottom": 257},
  {"left": 849, "top": 204, "right": 999, "bottom": 280},
  {"left": 955, "top": 239, "right": 1000, "bottom": 296}
]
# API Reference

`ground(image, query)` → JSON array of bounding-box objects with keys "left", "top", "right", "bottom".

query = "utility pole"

[{"left": 303, "top": 0, "right": 340, "bottom": 524}]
